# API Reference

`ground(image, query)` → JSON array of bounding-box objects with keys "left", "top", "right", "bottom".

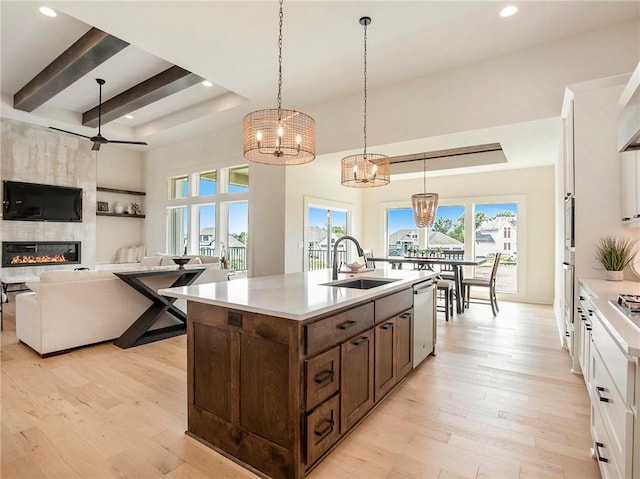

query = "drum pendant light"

[
  {"left": 412, "top": 159, "right": 439, "bottom": 227},
  {"left": 341, "top": 16, "right": 390, "bottom": 187},
  {"left": 242, "top": 0, "right": 315, "bottom": 165}
]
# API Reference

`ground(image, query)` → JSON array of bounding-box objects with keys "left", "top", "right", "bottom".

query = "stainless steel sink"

[{"left": 321, "top": 277, "right": 400, "bottom": 290}]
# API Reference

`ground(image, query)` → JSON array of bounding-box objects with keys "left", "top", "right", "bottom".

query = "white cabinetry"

[
  {"left": 621, "top": 152, "right": 640, "bottom": 227},
  {"left": 579, "top": 279, "right": 639, "bottom": 479}
]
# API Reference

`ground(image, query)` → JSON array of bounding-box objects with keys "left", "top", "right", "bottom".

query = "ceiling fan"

[{"left": 50, "top": 78, "right": 148, "bottom": 151}]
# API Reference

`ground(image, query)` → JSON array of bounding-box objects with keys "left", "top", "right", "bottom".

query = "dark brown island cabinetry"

[{"left": 186, "top": 285, "right": 424, "bottom": 479}]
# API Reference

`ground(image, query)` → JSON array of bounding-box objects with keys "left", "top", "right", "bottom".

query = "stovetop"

[{"left": 609, "top": 294, "right": 640, "bottom": 329}]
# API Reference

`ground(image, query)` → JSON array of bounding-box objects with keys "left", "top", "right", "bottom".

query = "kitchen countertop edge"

[
  {"left": 160, "top": 269, "right": 437, "bottom": 321},
  {"left": 579, "top": 278, "right": 640, "bottom": 357}
]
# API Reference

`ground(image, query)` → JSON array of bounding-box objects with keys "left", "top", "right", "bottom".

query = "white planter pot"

[{"left": 604, "top": 270, "right": 623, "bottom": 281}]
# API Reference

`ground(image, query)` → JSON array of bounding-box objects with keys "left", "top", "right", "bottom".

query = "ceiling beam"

[
  {"left": 13, "top": 28, "right": 129, "bottom": 112},
  {"left": 385, "top": 143, "right": 503, "bottom": 164},
  {"left": 82, "top": 66, "right": 203, "bottom": 127}
]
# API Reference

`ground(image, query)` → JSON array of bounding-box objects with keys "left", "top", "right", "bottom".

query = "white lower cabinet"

[{"left": 587, "top": 305, "right": 637, "bottom": 479}]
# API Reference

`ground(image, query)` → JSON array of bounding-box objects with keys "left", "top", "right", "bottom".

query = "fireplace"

[{"left": 2, "top": 241, "right": 81, "bottom": 267}]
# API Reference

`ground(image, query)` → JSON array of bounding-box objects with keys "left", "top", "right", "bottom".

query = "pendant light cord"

[
  {"left": 362, "top": 18, "right": 368, "bottom": 158},
  {"left": 423, "top": 158, "right": 427, "bottom": 193},
  {"left": 277, "top": 0, "right": 283, "bottom": 118}
]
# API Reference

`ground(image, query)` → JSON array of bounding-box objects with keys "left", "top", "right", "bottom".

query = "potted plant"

[{"left": 595, "top": 235, "right": 635, "bottom": 281}]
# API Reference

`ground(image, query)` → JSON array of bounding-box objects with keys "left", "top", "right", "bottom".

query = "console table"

[{"left": 114, "top": 267, "right": 205, "bottom": 348}]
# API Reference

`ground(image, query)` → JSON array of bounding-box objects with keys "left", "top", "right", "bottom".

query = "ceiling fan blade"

[
  {"left": 91, "top": 142, "right": 101, "bottom": 151},
  {"left": 49, "top": 127, "right": 92, "bottom": 139},
  {"left": 107, "top": 140, "right": 149, "bottom": 146}
]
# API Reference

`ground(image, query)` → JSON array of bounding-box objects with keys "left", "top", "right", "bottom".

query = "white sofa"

[{"left": 16, "top": 261, "right": 227, "bottom": 356}]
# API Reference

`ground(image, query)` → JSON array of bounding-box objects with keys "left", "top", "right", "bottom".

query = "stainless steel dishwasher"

[{"left": 413, "top": 279, "right": 436, "bottom": 367}]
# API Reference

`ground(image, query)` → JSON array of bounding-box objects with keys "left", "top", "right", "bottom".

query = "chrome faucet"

[{"left": 332, "top": 235, "right": 365, "bottom": 280}]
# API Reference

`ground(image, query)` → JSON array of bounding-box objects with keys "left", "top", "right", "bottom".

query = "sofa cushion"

[{"left": 141, "top": 255, "right": 163, "bottom": 267}]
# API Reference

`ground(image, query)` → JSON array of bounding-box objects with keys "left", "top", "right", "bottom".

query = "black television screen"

[{"left": 2, "top": 181, "right": 83, "bottom": 222}]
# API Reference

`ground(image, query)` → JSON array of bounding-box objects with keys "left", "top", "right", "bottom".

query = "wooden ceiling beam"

[
  {"left": 13, "top": 28, "right": 129, "bottom": 112},
  {"left": 82, "top": 66, "right": 203, "bottom": 127},
  {"left": 385, "top": 143, "right": 503, "bottom": 164}
]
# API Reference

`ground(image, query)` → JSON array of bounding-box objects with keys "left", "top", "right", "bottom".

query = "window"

[
  {"left": 167, "top": 166, "right": 249, "bottom": 274},
  {"left": 168, "top": 175, "right": 188, "bottom": 199},
  {"left": 199, "top": 171, "right": 217, "bottom": 195},
  {"left": 228, "top": 166, "right": 249, "bottom": 192},
  {"left": 226, "top": 202, "right": 248, "bottom": 272},
  {"left": 474, "top": 202, "right": 518, "bottom": 293},
  {"left": 432, "top": 205, "right": 465, "bottom": 250},
  {"left": 306, "top": 203, "right": 350, "bottom": 271},
  {"left": 167, "top": 206, "right": 188, "bottom": 255}
]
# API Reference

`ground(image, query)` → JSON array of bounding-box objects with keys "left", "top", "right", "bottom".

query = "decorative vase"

[
  {"left": 604, "top": 270, "right": 623, "bottom": 281},
  {"left": 114, "top": 202, "right": 124, "bottom": 214}
]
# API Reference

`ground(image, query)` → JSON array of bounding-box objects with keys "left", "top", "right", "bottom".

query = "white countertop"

[
  {"left": 579, "top": 278, "right": 640, "bottom": 357},
  {"left": 160, "top": 268, "right": 436, "bottom": 321}
]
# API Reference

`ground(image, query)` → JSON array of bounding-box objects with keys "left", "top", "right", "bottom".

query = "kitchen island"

[{"left": 160, "top": 268, "right": 437, "bottom": 479}]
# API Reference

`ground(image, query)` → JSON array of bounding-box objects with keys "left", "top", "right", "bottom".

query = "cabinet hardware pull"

[
  {"left": 622, "top": 217, "right": 631, "bottom": 221},
  {"left": 399, "top": 313, "right": 410, "bottom": 319},
  {"left": 594, "top": 442, "right": 609, "bottom": 463},
  {"left": 381, "top": 323, "right": 394, "bottom": 330},
  {"left": 586, "top": 326, "right": 592, "bottom": 331},
  {"left": 314, "top": 419, "right": 334, "bottom": 438},
  {"left": 579, "top": 296, "right": 585, "bottom": 301},
  {"left": 338, "top": 320, "right": 357, "bottom": 330},
  {"left": 634, "top": 214, "right": 640, "bottom": 218},
  {"left": 565, "top": 332, "right": 570, "bottom": 337},
  {"left": 596, "top": 386, "right": 610, "bottom": 403},
  {"left": 314, "top": 370, "right": 334, "bottom": 386},
  {"left": 352, "top": 336, "right": 369, "bottom": 346}
]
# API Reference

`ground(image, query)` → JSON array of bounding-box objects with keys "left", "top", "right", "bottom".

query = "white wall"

[{"left": 572, "top": 79, "right": 634, "bottom": 282}]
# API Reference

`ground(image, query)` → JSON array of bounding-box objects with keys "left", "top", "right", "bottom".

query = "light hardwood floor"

[{"left": 1, "top": 294, "right": 600, "bottom": 479}]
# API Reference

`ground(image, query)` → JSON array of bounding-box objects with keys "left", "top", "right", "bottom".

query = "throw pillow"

[
  {"left": 116, "top": 247, "right": 129, "bottom": 263},
  {"left": 141, "top": 255, "right": 162, "bottom": 267},
  {"left": 187, "top": 257, "right": 202, "bottom": 265},
  {"left": 136, "top": 245, "right": 146, "bottom": 262}
]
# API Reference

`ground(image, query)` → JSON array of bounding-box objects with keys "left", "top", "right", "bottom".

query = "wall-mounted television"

[{"left": 2, "top": 180, "right": 83, "bottom": 222}]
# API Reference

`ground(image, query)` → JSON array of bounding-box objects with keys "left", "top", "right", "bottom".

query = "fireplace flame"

[{"left": 10, "top": 254, "right": 67, "bottom": 264}]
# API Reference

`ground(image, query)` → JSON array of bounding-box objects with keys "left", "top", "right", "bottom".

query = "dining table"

[{"left": 369, "top": 256, "right": 486, "bottom": 313}]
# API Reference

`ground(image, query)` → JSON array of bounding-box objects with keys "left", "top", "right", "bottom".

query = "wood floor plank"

[{"left": 1, "top": 296, "right": 600, "bottom": 479}]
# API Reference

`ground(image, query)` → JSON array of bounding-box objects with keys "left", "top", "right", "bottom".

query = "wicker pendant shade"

[
  {"left": 341, "top": 16, "right": 389, "bottom": 188},
  {"left": 243, "top": 109, "right": 315, "bottom": 165},
  {"left": 242, "top": 0, "right": 315, "bottom": 165},
  {"left": 412, "top": 159, "right": 439, "bottom": 227},
  {"left": 412, "top": 193, "right": 439, "bottom": 228},
  {"left": 341, "top": 154, "right": 390, "bottom": 187}
]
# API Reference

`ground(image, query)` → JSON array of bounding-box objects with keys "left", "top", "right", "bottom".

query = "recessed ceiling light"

[
  {"left": 500, "top": 5, "right": 518, "bottom": 17},
  {"left": 202, "top": 80, "right": 213, "bottom": 87},
  {"left": 39, "top": 6, "right": 57, "bottom": 17},
  {"left": 124, "top": 114, "right": 134, "bottom": 119}
]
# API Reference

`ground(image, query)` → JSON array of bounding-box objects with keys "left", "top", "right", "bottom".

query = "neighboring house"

[
  {"left": 388, "top": 229, "right": 463, "bottom": 255},
  {"left": 200, "top": 227, "right": 215, "bottom": 246},
  {"left": 475, "top": 217, "right": 517, "bottom": 257}
]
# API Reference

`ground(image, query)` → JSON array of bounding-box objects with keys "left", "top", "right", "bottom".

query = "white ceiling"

[{"left": 1, "top": 1, "right": 638, "bottom": 171}]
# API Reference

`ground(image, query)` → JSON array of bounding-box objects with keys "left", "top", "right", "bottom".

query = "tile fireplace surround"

[{"left": 2, "top": 241, "right": 81, "bottom": 268}]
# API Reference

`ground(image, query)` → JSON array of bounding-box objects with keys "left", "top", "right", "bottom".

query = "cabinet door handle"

[
  {"left": 314, "top": 419, "right": 334, "bottom": 439},
  {"left": 594, "top": 442, "right": 609, "bottom": 463},
  {"left": 579, "top": 296, "right": 585, "bottom": 301},
  {"left": 381, "top": 323, "right": 394, "bottom": 331},
  {"left": 596, "top": 386, "right": 610, "bottom": 403},
  {"left": 622, "top": 217, "right": 631, "bottom": 221},
  {"left": 399, "top": 313, "right": 411, "bottom": 319},
  {"left": 352, "top": 336, "right": 369, "bottom": 346},
  {"left": 314, "top": 370, "right": 334, "bottom": 386},
  {"left": 337, "top": 320, "right": 357, "bottom": 330}
]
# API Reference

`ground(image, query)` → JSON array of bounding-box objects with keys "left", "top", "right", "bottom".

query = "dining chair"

[
  {"left": 462, "top": 253, "right": 502, "bottom": 316},
  {"left": 362, "top": 248, "right": 376, "bottom": 268},
  {"left": 436, "top": 279, "right": 454, "bottom": 321}
]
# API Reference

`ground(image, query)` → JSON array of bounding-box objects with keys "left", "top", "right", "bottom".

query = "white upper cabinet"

[{"left": 621, "top": 151, "right": 640, "bottom": 227}]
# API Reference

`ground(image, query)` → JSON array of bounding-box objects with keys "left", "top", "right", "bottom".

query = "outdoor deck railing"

[{"left": 199, "top": 246, "right": 248, "bottom": 273}]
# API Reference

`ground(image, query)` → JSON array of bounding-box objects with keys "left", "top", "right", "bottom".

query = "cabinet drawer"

[
  {"left": 589, "top": 344, "right": 633, "bottom": 478},
  {"left": 305, "top": 346, "right": 340, "bottom": 411},
  {"left": 305, "top": 302, "right": 374, "bottom": 356},
  {"left": 591, "top": 403, "right": 624, "bottom": 479},
  {"left": 305, "top": 394, "right": 340, "bottom": 466},
  {"left": 375, "top": 288, "right": 413, "bottom": 324},
  {"left": 591, "top": 313, "right": 635, "bottom": 403}
]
